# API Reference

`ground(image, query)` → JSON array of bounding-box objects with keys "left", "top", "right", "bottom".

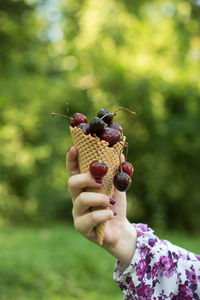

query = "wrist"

[{"left": 104, "top": 219, "right": 137, "bottom": 267}]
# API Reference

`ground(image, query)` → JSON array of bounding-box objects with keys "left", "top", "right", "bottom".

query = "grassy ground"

[{"left": 0, "top": 224, "right": 199, "bottom": 300}]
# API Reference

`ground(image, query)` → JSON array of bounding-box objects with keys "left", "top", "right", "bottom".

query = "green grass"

[
  {"left": 0, "top": 224, "right": 122, "bottom": 300},
  {"left": 0, "top": 224, "right": 199, "bottom": 300}
]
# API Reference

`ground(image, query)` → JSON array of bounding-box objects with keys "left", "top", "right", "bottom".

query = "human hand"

[{"left": 66, "top": 146, "right": 137, "bottom": 266}]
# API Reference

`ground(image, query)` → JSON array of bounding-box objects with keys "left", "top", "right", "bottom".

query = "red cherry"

[
  {"left": 97, "top": 109, "right": 113, "bottom": 125},
  {"left": 77, "top": 123, "right": 91, "bottom": 135},
  {"left": 70, "top": 113, "right": 87, "bottom": 127},
  {"left": 110, "top": 122, "right": 123, "bottom": 134},
  {"left": 119, "top": 162, "right": 134, "bottom": 177},
  {"left": 90, "top": 161, "right": 108, "bottom": 178},
  {"left": 89, "top": 117, "right": 105, "bottom": 135},
  {"left": 113, "top": 172, "right": 131, "bottom": 192},
  {"left": 100, "top": 128, "right": 121, "bottom": 146}
]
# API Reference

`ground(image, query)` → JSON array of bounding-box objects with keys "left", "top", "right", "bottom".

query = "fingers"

[
  {"left": 74, "top": 209, "right": 114, "bottom": 239},
  {"left": 66, "top": 146, "right": 80, "bottom": 176},
  {"left": 112, "top": 188, "right": 127, "bottom": 218},
  {"left": 68, "top": 173, "right": 103, "bottom": 201},
  {"left": 73, "top": 192, "right": 112, "bottom": 216},
  {"left": 121, "top": 153, "right": 125, "bottom": 163}
]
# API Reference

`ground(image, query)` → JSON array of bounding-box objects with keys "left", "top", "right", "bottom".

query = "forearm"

[
  {"left": 113, "top": 223, "right": 200, "bottom": 299},
  {"left": 104, "top": 219, "right": 137, "bottom": 267}
]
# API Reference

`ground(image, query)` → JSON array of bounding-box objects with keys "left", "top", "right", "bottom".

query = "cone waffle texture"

[{"left": 70, "top": 126, "right": 125, "bottom": 245}]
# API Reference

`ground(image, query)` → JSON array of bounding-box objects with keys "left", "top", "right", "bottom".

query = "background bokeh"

[{"left": 0, "top": 0, "right": 200, "bottom": 299}]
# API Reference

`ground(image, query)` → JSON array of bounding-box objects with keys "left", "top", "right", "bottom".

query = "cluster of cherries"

[
  {"left": 52, "top": 106, "right": 135, "bottom": 192},
  {"left": 68, "top": 108, "right": 123, "bottom": 147}
]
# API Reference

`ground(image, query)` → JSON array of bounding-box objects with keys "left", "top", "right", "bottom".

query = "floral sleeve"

[{"left": 113, "top": 223, "right": 200, "bottom": 300}]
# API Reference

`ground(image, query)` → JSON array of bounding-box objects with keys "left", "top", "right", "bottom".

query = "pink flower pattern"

[{"left": 114, "top": 224, "right": 200, "bottom": 299}]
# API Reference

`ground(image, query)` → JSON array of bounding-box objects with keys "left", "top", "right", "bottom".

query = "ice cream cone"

[{"left": 70, "top": 126, "right": 125, "bottom": 246}]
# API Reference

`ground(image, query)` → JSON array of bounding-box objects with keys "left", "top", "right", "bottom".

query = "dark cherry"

[
  {"left": 70, "top": 113, "right": 87, "bottom": 127},
  {"left": 97, "top": 109, "right": 113, "bottom": 125},
  {"left": 113, "top": 172, "right": 131, "bottom": 192},
  {"left": 90, "top": 161, "right": 108, "bottom": 178},
  {"left": 89, "top": 117, "right": 105, "bottom": 134},
  {"left": 119, "top": 162, "right": 134, "bottom": 177},
  {"left": 110, "top": 122, "right": 123, "bottom": 134},
  {"left": 100, "top": 128, "right": 121, "bottom": 146},
  {"left": 77, "top": 123, "right": 91, "bottom": 135}
]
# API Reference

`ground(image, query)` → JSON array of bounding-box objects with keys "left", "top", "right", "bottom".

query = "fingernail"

[
  {"left": 68, "top": 146, "right": 72, "bottom": 152},
  {"left": 109, "top": 198, "right": 115, "bottom": 205},
  {"left": 113, "top": 211, "right": 117, "bottom": 216},
  {"left": 95, "top": 178, "right": 103, "bottom": 184}
]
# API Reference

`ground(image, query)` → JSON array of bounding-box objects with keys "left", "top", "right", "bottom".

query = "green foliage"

[
  {"left": 0, "top": 224, "right": 199, "bottom": 299},
  {"left": 0, "top": 0, "right": 200, "bottom": 231}
]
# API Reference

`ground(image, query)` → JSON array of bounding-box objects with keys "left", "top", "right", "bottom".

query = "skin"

[{"left": 66, "top": 146, "right": 137, "bottom": 267}]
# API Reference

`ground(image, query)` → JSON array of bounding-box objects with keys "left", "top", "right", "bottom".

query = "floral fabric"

[{"left": 114, "top": 224, "right": 200, "bottom": 300}]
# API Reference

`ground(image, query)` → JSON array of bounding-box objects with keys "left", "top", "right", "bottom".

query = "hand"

[{"left": 66, "top": 146, "right": 137, "bottom": 266}]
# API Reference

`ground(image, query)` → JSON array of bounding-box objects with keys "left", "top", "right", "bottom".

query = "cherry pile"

[
  {"left": 68, "top": 108, "right": 123, "bottom": 147},
  {"left": 52, "top": 106, "right": 135, "bottom": 147},
  {"left": 52, "top": 106, "right": 135, "bottom": 192}
]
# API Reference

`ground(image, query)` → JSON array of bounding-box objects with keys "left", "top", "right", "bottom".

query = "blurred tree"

[{"left": 0, "top": 0, "right": 200, "bottom": 232}]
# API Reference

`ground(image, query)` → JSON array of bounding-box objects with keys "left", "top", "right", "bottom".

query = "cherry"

[
  {"left": 110, "top": 122, "right": 123, "bottom": 134},
  {"left": 113, "top": 172, "right": 131, "bottom": 192},
  {"left": 77, "top": 123, "right": 90, "bottom": 135},
  {"left": 89, "top": 117, "right": 105, "bottom": 134},
  {"left": 90, "top": 161, "right": 108, "bottom": 178},
  {"left": 119, "top": 162, "right": 134, "bottom": 177},
  {"left": 100, "top": 128, "right": 121, "bottom": 146},
  {"left": 97, "top": 109, "right": 113, "bottom": 125},
  {"left": 70, "top": 113, "right": 87, "bottom": 127}
]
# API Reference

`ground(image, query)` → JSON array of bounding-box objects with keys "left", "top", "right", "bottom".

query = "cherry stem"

[
  {"left": 119, "top": 149, "right": 123, "bottom": 172},
  {"left": 125, "top": 142, "right": 129, "bottom": 161},
  {"left": 119, "top": 141, "right": 128, "bottom": 149},
  {"left": 51, "top": 112, "right": 72, "bottom": 120},
  {"left": 66, "top": 103, "right": 70, "bottom": 117},
  {"left": 119, "top": 141, "right": 128, "bottom": 172},
  {"left": 101, "top": 113, "right": 111, "bottom": 121},
  {"left": 113, "top": 106, "right": 136, "bottom": 116}
]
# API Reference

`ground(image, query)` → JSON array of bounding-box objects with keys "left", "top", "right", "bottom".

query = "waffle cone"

[{"left": 70, "top": 126, "right": 125, "bottom": 246}]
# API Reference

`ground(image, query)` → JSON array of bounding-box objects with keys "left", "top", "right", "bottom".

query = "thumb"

[{"left": 66, "top": 146, "right": 80, "bottom": 176}]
